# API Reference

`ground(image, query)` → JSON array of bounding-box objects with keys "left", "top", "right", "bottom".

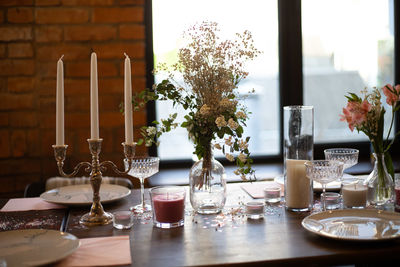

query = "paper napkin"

[
  {"left": 241, "top": 182, "right": 284, "bottom": 199},
  {"left": 0, "top": 197, "right": 66, "bottom": 212},
  {"left": 57, "top": 235, "right": 132, "bottom": 267}
]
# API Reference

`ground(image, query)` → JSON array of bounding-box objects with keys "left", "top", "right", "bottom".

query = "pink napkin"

[
  {"left": 241, "top": 182, "right": 283, "bottom": 199},
  {"left": 56, "top": 235, "right": 132, "bottom": 267},
  {"left": 0, "top": 197, "right": 66, "bottom": 212}
]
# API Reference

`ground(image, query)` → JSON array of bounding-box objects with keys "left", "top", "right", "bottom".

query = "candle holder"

[{"left": 52, "top": 139, "right": 136, "bottom": 226}]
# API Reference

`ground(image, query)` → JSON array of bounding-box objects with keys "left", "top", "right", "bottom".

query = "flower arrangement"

[
  {"left": 134, "top": 21, "right": 261, "bottom": 184},
  {"left": 340, "top": 84, "right": 400, "bottom": 179}
]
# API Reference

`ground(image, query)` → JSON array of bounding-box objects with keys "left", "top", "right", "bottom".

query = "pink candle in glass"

[{"left": 153, "top": 194, "right": 185, "bottom": 223}]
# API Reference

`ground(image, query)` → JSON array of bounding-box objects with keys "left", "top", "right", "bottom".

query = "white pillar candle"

[
  {"left": 342, "top": 182, "right": 367, "bottom": 208},
  {"left": 90, "top": 52, "right": 99, "bottom": 140},
  {"left": 56, "top": 55, "right": 64, "bottom": 145},
  {"left": 124, "top": 53, "right": 134, "bottom": 144},
  {"left": 285, "top": 159, "right": 311, "bottom": 209}
]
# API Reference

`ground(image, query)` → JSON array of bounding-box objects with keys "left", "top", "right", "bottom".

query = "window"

[{"left": 147, "top": 0, "right": 399, "bottom": 163}]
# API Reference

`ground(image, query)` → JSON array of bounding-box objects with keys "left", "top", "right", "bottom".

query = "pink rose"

[{"left": 383, "top": 84, "right": 400, "bottom": 106}]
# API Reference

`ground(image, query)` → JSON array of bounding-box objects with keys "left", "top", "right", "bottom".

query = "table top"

[{"left": 2, "top": 182, "right": 400, "bottom": 266}]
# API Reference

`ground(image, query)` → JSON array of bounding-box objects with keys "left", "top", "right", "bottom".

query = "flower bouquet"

[
  {"left": 340, "top": 84, "right": 400, "bottom": 205},
  {"left": 134, "top": 21, "right": 260, "bottom": 213}
]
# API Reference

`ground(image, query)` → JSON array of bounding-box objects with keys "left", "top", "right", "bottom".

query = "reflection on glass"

[
  {"left": 302, "top": 0, "right": 394, "bottom": 143},
  {"left": 153, "top": 0, "right": 279, "bottom": 160}
]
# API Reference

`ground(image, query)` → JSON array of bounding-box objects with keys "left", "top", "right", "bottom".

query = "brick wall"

[{"left": 0, "top": 0, "right": 148, "bottom": 197}]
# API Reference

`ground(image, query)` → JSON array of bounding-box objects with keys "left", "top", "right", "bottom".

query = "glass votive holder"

[
  {"left": 112, "top": 210, "right": 134, "bottom": 230},
  {"left": 342, "top": 179, "right": 367, "bottom": 209},
  {"left": 321, "top": 192, "right": 341, "bottom": 210},
  {"left": 150, "top": 186, "right": 185, "bottom": 228},
  {"left": 395, "top": 177, "right": 400, "bottom": 212},
  {"left": 264, "top": 187, "right": 281, "bottom": 203},
  {"left": 245, "top": 201, "right": 265, "bottom": 219}
]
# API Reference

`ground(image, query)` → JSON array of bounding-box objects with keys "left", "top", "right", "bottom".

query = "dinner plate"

[
  {"left": 0, "top": 229, "right": 80, "bottom": 267},
  {"left": 40, "top": 183, "right": 131, "bottom": 206},
  {"left": 302, "top": 209, "right": 400, "bottom": 241},
  {"left": 275, "top": 173, "right": 357, "bottom": 192}
]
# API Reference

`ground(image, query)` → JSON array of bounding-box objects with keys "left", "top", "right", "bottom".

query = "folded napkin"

[
  {"left": 0, "top": 197, "right": 66, "bottom": 212},
  {"left": 241, "top": 182, "right": 283, "bottom": 199},
  {"left": 57, "top": 235, "right": 131, "bottom": 267}
]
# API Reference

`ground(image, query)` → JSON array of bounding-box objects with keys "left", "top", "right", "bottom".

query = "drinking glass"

[
  {"left": 125, "top": 157, "right": 160, "bottom": 213},
  {"left": 305, "top": 160, "right": 344, "bottom": 211},
  {"left": 324, "top": 148, "right": 359, "bottom": 173}
]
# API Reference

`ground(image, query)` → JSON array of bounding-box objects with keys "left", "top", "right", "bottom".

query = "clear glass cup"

[
  {"left": 112, "top": 211, "right": 134, "bottom": 230},
  {"left": 305, "top": 160, "right": 344, "bottom": 211},
  {"left": 283, "top": 106, "right": 314, "bottom": 212},
  {"left": 150, "top": 186, "right": 185, "bottom": 228},
  {"left": 125, "top": 157, "right": 160, "bottom": 213},
  {"left": 324, "top": 148, "right": 359, "bottom": 174}
]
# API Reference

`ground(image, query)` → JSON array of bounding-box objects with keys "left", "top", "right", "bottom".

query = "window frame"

[{"left": 145, "top": 0, "right": 400, "bottom": 169}]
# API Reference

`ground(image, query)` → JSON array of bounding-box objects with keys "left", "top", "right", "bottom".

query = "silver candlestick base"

[{"left": 52, "top": 139, "right": 136, "bottom": 226}]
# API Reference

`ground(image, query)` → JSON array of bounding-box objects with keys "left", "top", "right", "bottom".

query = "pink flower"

[
  {"left": 340, "top": 100, "right": 371, "bottom": 131},
  {"left": 383, "top": 84, "right": 400, "bottom": 106}
]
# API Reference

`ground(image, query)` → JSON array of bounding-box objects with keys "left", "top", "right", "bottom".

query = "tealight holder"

[
  {"left": 264, "top": 187, "right": 281, "bottom": 204},
  {"left": 52, "top": 139, "right": 136, "bottom": 226},
  {"left": 245, "top": 201, "right": 265, "bottom": 219}
]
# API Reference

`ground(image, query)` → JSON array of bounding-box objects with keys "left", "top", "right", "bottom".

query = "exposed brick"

[
  {"left": 0, "top": 176, "right": 15, "bottom": 194},
  {"left": 11, "top": 130, "right": 26, "bottom": 157},
  {"left": 40, "top": 129, "right": 56, "bottom": 156},
  {"left": 0, "top": 10, "right": 4, "bottom": 23},
  {"left": 0, "top": 94, "right": 35, "bottom": 111},
  {"left": 7, "top": 7, "right": 33, "bottom": 23},
  {"left": 92, "top": 43, "right": 145, "bottom": 59},
  {"left": 0, "top": 44, "right": 6, "bottom": 58},
  {"left": 15, "top": 174, "right": 41, "bottom": 192},
  {"left": 0, "top": 26, "right": 32, "bottom": 41},
  {"left": 65, "top": 60, "right": 118, "bottom": 78},
  {"left": 0, "top": 130, "right": 10, "bottom": 158},
  {"left": 0, "top": 113, "right": 9, "bottom": 126},
  {"left": 36, "top": 0, "right": 61, "bottom": 6},
  {"left": 65, "top": 94, "right": 89, "bottom": 112},
  {"left": 26, "top": 129, "right": 41, "bottom": 157},
  {"left": 119, "top": 24, "right": 145, "bottom": 40},
  {"left": 36, "top": 8, "right": 89, "bottom": 24},
  {"left": 0, "top": 0, "right": 33, "bottom": 6},
  {"left": 100, "top": 112, "right": 124, "bottom": 127},
  {"left": 0, "top": 159, "right": 40, "bottom": 176},
  {"left": 64, "top": 25, "right": 116, "bottom": 41},
  {"left": 37, "top": 62, "right": 57, "bottom": 78},
  {"left": 39, "top": 113, "right": 54, "bottom": 129},
  {"left": 98, "top": 78, "right": 123, "bottom": 93},
  {"left": 8, "top": 77, "right": 35, "bottom": 93},
  {"left": 132, "top": 77, "right": 146, "bottom": 92},
  {"left": 92, "top": 7, "right": 143, "bottom": 23},
  {"left": 39, "top": 96, "right": 55, "bottom": 111},
  {"left": 9, "top": 111, "right": 38, "bottom": 127},
  {"left": 118, "top": 0, "right": 144, "bottom": 5},
  {"left": 64, "top": 79, "right": 90, "bottom": 95},
  {"left": 62, "top": 0, "right": 114, "bottom": 6},
  {"left": 37, "top": 79, "right": 56, "bottom": 96},
  {"left": 99, "top": 61, "right": 118, "bottom": 77},
  {"left": 0, "top": 78, "right": 6, "bottom": 92},
  {"left": 119, "top": 60, "right": 145, "bottom": 76},
  {"left": 99, "top": 93, "right": 122, "bottom": 111},
  {"left": 8, "top": 43, "right": 33, "bottom": 58},
  {"left": 65, "top": 113, "right": 90, "bottom": 128},
  {"left": 0, "top": 59, "right": 34, "bottom": 76},
  {"left": 35, "top": 26, "right": 63, "bottom": 43},
  {"left": 37, "top": 44, "right": 90, "bottom": 60}
]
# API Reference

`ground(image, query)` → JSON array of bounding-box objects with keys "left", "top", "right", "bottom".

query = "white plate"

[
  {"left": 0, "top": 229, "right": 80, "bottom": 267},
  {"left": 302, "top": 209, "right": 400, "bottom": 241},
  {"left": 275, "top": 173, "right": 357, "bottom": 192},
  {"left": 40, "top": 183, "right": 131, "bottom": 206}
]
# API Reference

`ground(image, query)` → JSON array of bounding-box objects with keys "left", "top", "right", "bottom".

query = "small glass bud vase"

[
  {"left": 366, "top": 153, "right": 394, "bottom": 207},
  {"left": 189, "top": 145, "right": 226, "bottom": 214}
]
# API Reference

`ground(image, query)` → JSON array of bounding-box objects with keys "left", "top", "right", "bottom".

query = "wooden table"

[{"left": 2, "top": 183, "right": 400, "bottom": 266}]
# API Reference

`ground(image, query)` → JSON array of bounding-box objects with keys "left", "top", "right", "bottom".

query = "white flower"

[
  {"left": 224, "top": 136, "right": 233, "bottom": 146},
  {"left": 219, "top": 98, "right": 231, "bottom": 108},
  {"left": 225, "top": 153, "right": 235, "bottom": 162},
  {"left": 199, "top": 104, "right": 211, "bottom": 116},
  {"left": 238, "top": 139, "right": 248, "bottom": 150},
  {"left": 233, "top": 169, "right": 240, "bottom": 175},
  {"left": 146, "top": 126, "right": 157, "bottom": 136},
  {"left": 228, "top": 118, "right": 239, "bottom": 130},
  {"left": 145, "top": 139, "right": 152, "bottom": 147},
  {"left": 214, "top": 143, "right": 222, "bottom": 150},
  {"left": 215, "top": 115, "right": 227, "bottom": 127},
  {"left": 236, "top": 111, "right": 247, "bottom": 119},
  {"left": 238, "top": 153, "right": 247, "bottom": 163}
]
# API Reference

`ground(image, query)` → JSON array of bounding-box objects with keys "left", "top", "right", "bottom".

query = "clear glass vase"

[
  {"left": 366, "top": 153, "right": 394, "bottom": 206},
  {"left": 189, "top": 146, "right": 226, "bottom": 214}
]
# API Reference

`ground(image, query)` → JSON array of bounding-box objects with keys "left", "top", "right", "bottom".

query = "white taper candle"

[
  {"left": 56, "top": 55, "right": 64, "bottom": 145},
  {"left": 124, "top": 53, "right": 134, "bottom": 144},
  {"left": 90, "top": 52, "right": 99, "bottom": 139}
]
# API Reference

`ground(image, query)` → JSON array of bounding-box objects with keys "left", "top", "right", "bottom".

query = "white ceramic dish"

[
  {"left": 302, "top": 209, "right": 400, "bottom": 241},
  {"left": 40, "top": 183, "right": 131, "bottom": 206},
  {"left": 0, "top": 229, "right": 79, "bottom": 267}
]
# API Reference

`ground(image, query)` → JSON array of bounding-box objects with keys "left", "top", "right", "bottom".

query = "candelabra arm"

[
  {"left": 53, "top": 145, "right": 92, "bottom": 178},
  {"left": 100, "top": 142, "right": 136, "bottom": 175}
]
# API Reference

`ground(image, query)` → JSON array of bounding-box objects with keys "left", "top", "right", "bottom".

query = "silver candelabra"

[{"left": 52, "top": 139, "right": 136, "bottom": 226}]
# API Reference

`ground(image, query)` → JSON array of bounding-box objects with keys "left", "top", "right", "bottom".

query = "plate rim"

[
  {"left": 302, "top": 209, "right": 400, "bottom": 241},
  {"left": 40, "top": 183, "right": 131, "bottom": 206},
  {"left": 0, "top": 229, "right": 80, "bottom": 266}
]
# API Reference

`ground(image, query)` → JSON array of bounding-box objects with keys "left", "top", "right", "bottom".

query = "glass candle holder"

[
  {"left": 264, "top": 187, "right": 281, "bottom": 203},
  {"left": 283, "top": 106, "right": 314, "bottom": 211},
  {"left": 245, "top": 201, "right": 265, "bottom": 219},
  {"left": 150, "top": 186, "right": 185, "bottom": 228},
  {"left": 112, "top": 211, "right": 134, "bottom": 230},
  {"left": 342, "top": 179, "right": 367, "bottom": 209}
]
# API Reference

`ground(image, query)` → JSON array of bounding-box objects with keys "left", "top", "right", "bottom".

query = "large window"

[{"left": 149, "top": 0, "right": 398, "bottom": 163}]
